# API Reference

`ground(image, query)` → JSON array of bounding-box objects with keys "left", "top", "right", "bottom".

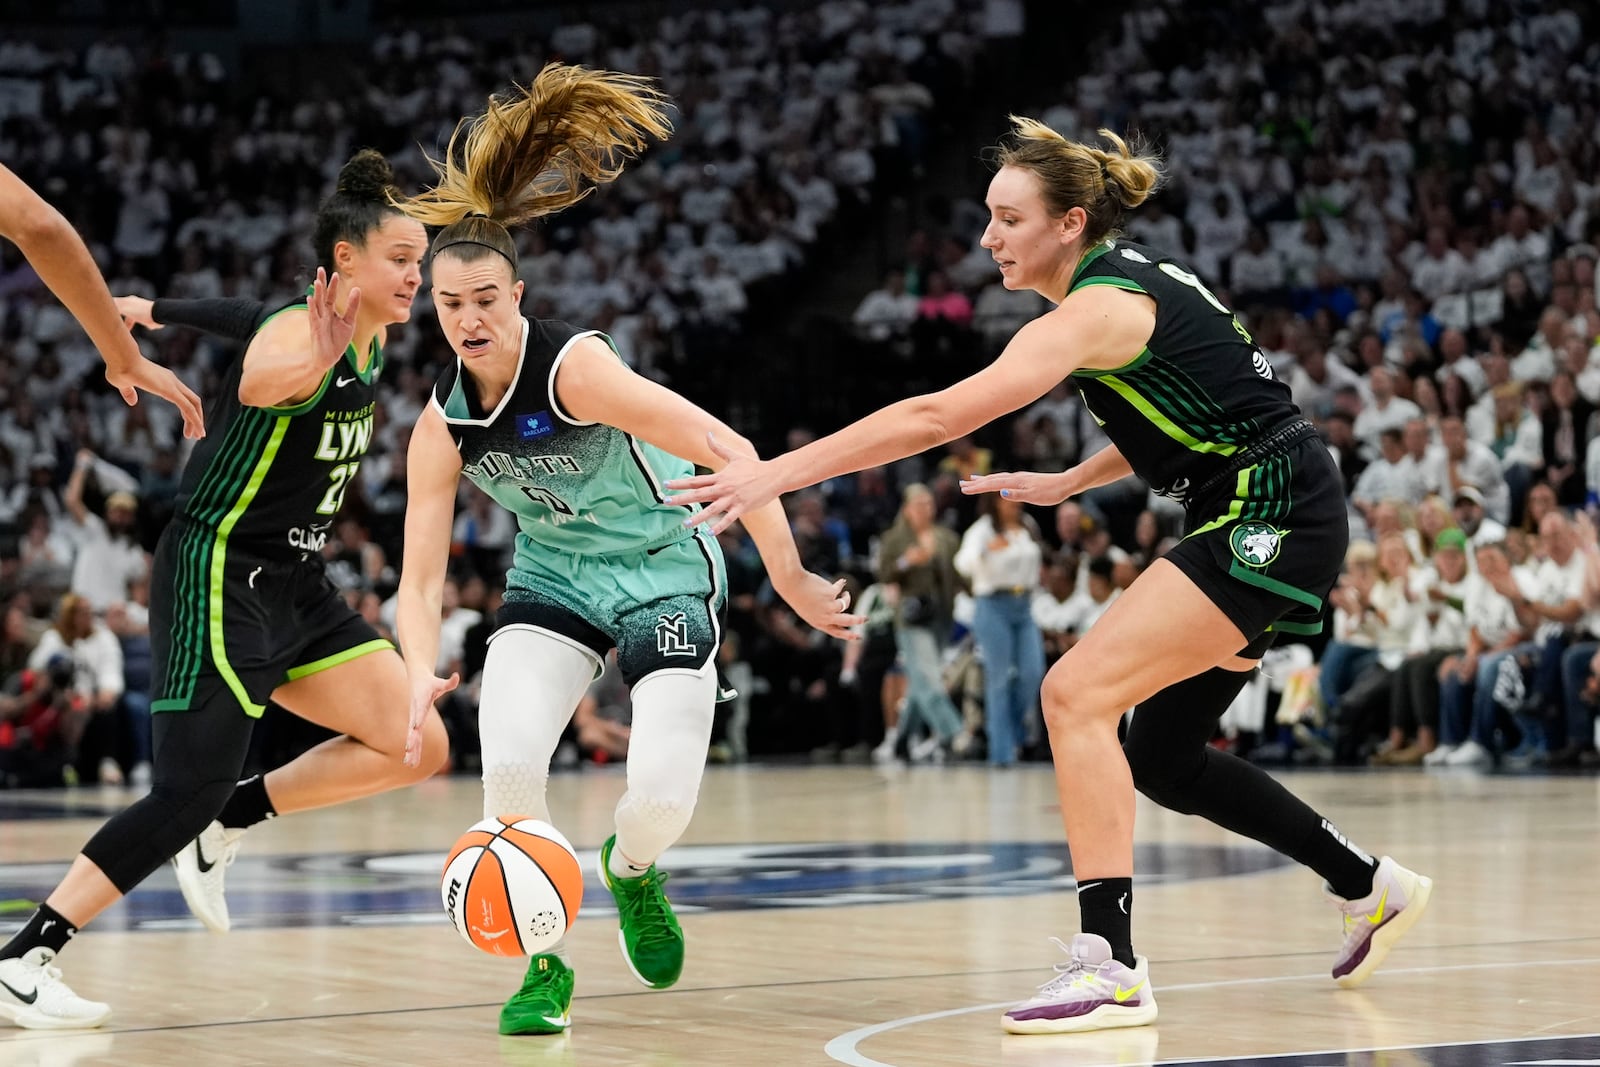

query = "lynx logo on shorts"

[
  {"left": 1230, "top": 521, "right": 1286, "bottom": 567},
  {"left": 655, "top": 612, "right": 697, "bottom": 658}
]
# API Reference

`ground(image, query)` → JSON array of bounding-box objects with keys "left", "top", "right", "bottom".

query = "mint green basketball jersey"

[{"left": 432, "top": 318, "right": 700, "bottom": 563}]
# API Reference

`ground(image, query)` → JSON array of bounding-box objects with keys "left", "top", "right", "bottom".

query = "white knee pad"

[
  {"left": 612, "top": 663, "right": 717, "bottom": 867},
  {"left": 478, "top": 626, "right": 600, "bottom": 822}
]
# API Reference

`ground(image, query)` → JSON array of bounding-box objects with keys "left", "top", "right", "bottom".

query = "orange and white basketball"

[{"left": 440, "top": 816, "right": 584, "bottom": 956}]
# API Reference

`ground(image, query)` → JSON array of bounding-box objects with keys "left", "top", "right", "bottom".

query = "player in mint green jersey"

[
  {"left": 667, "top": 118, "right": 1433, "bottom": 1035},
  {"left": 391, "top": 65, "right": 862, "bottom": 1037},
  {"left": 0, "top": 152, "right": 450, "bottom": 1030}
]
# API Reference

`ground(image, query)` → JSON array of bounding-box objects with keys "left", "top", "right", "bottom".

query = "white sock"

[{"left": 607, "top": 844, "right": 652, "bottom": 881}]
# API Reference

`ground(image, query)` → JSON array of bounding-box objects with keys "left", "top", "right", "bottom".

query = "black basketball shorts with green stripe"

[
  {"left": 149, "top": 521, "right": 388, "bottom": 718},
  {"left": 1164, "top": 433, "right": 1349, "bottom": 660}
]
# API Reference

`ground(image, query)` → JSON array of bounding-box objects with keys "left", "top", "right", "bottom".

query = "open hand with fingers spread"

[
  {"left": 958, "top": 469, "right": 1075, "bottom": 506},
  {"left": 774, "top": 572, "right": 866, "bottom": 641},
  {"left": 665, "top": 433, "right": 785, "bottom": 534},
  {"left": 309, "top": 267, "right": 362, "bottom": 370}
]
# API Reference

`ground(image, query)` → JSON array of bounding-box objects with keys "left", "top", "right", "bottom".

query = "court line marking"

[
  {"left": 9, "top": 941, "right": 1600, "bottom": 1045},
  {"left": 822, "top": 955, "right": 1600, "bottom": 1067}
]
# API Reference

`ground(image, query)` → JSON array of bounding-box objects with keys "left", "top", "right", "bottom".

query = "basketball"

[{"left": 440, "top": 816, "right": 584, "bottom": 957}]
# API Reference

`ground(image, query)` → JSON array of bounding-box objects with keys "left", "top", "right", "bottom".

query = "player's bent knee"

[
  {"left": 1040, "top": 673, "right": 1122, "bottom": 733},
  {"left": 82, "top": 777, "right": 237, "bottom": 894}
]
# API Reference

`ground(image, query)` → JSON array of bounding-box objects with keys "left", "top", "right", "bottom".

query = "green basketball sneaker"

[
  {"left": 499, "top": 954, "right": 574, "bottom": 1035},
  {"left": 598, "top": 835, "right": 685, "bottom": 988}
]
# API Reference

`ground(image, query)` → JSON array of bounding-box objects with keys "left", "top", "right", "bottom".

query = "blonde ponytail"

[
  {"left": 992, "top": 117, "right": 1164, "bottom": 244},
  {"left": 392, "top": 64, "right": 671, "bottom": 271}
]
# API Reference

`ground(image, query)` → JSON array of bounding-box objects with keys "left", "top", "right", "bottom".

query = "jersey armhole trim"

[
  {"left": 265, "top": 370, "right": 333, "bottom": 415},
  {"left": 1074, "top": 345, "right": 1154, "bottom": 379},
  {"left": 1070, "top": 276, "right": 1149, "bottom": 296},
  {"left": 547, "top": 329, "right": 611, "bottom": 427}
]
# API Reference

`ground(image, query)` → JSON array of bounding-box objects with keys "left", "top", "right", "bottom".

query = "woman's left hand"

[{"left": 665, "top": 433, "right": 786, "bottom": 534}]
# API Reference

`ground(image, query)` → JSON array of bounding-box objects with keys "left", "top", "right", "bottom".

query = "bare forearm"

[
  {"left": 396, "top": 586, "right": 444, "bottom": 682},
  {"left": 1068, "top": 444, "right": 1133, "bottom": 494},
  {"left": 773, "top": 395, "right": 952, "bottom": 495},
  {"left": 739, "top": 497, "right": 805, "bottom": 588},
  {"left": 13, "top": 212, "right": 142, "bottom": 371}
]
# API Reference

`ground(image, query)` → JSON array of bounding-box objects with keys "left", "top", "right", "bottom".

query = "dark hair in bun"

[{"left": 313, "top": 148, "right": 404, "bottom": 267}]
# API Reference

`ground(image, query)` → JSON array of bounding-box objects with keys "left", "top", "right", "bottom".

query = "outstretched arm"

[
  {"left": 0, "top": 163, "right": 205, "bottom": 438},
  {"left": 115, "top": 294, "right": 269, "bottom": 342},
  {"left": 556, "top": 337, "right": 864, "bottom": 639},
  {"left": 396, "top": 406, "right": 465, "bottom": 767},
  {"left": 958, "top": 442, "right": 1134, "bottom": 506},
  {"left": 666, "top": 285, "right": 1154, "bottom": 532}
]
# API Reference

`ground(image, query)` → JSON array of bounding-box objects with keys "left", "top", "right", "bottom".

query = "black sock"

[
  {"left": 1, "top": 903, "right": 78, "bottom": 960},
  {"left": 1123, "top": 667, "right": 1378, "bottom": 902},
  {"left": 216, "top": 774, "right": 276, "bottom": 830},
  {"left": 1301, "top": 818, "right": 1378, "bottom": 900},
  {"left": 1077, "top": 877, "right": 1135, "bottom": 968}
]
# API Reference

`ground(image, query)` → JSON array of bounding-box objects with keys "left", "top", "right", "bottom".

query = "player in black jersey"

[
  {"left": 0, "top": 152, "right": 448, "bottom": 1029},
  {"left": 667, "top": 118, "right": 1433, "bottom": 1034},
  {"left": 0, "top": 163, "right": 203, "bottom": 440}
]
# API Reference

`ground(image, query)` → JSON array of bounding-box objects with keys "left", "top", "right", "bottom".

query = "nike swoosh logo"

[
  {"left": 336, "top": 375, "right": 357, "bottom": 388},
  {"left": 542, "top": 1014, "right": 570, "bottom": 1027},
  {"left": 0, "top": 978, "right": 37, "bottom": 1005},
  {"left": 1364, "top": 885, "right": 1389, "bottom": 925},
  {"left": 1113, "top": 981, "right": 1144, "bottom": 1003},
  {"left": 248, "top": 566, "right": 262, "bottom": 589},
  {"left": 195, "top": 841, "right": 217, "bottom": 874}
]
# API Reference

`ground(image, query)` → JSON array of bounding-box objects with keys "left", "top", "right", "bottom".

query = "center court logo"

[{"left": 0, "top": 843, "right": 1291, "bottom": 933}]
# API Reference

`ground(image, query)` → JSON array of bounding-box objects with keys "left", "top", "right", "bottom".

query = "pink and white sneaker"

[
  {"left": 1002, "top": 934, "right": 1157, "bottom": 1035},
  {"left": 1328, "top": 856, "right": 1433, "bottom": 988}
]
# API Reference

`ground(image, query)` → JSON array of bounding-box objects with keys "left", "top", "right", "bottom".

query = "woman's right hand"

[
  {"left": 114, "top": 295, "right": 161, "bottom": 331},
  {"left": 959, "top": 469, "right": 1074, "bottom": 506},
  {"left": 404, "top": 669, "right": 458, "bottom": 767}
]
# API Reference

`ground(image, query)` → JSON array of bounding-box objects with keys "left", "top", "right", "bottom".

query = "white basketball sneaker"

[
  {"left": 1002, "top": 934, "right": 1157, "bottom": 1034},
  {"left": 172, "top": 820, "right": 246, "bottom": 933},
  {"left": 0, "top": 948, "right": 111, "bottom": 1029}
]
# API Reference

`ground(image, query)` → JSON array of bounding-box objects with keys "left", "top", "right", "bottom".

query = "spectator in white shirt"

[
  {"left": 852, "top": 269, "right": 920, "bottom": 343},
  {"left": 1421, "top": 418, "right": 1511, "bottom": 524},
  {"left": 1352, "top": 428, "right": 1426, "bottom": 521},
  {"left": 63, "top": 451, "right": 147, "bottom": 613},
  {"left": 954, "top": 495, "right": 1046, "bottom": 766},
  {"left": 1352, "top": 365, "right": 1423, "bottom": 457},
  {"left": 1409, "top": 225, "right": 1470, "bottom": 300},
  {"left": 1435, "top": 328, "right": 1487, "bottom": 398},
  {"left": 1451, "top": 485, "right": 1509, "bottom": 550},
  {"left": 1229, "top": 226, "right": 1288, "bottom": 301},
  {"left": 1511, "top": 306, "right": 1567, "bottom": 383},
  {"left": 28, "top": 592, "right": 125, "bottom": 783}
]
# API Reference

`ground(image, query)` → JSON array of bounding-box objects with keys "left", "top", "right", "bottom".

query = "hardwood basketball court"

[{"left": 1, "top": 765, "right": 1596, "bottom": 1065}]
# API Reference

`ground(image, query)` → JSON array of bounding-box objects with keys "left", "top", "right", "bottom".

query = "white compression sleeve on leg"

[
  {"left": 611, "top": 664, "right": 717, "bottom": 871},
  {"left": 478, "top": 627, "right": 599, "bottom": 822}
]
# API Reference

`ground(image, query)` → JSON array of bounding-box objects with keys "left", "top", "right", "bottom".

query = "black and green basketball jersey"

[
  {"left": 1068, "top": 239, "right": 1299, "bottom": 503},
  {"left": 173, "top": 298, "right": 382, "bottom": 558},
  {"left": 432, "top": 317, "right": 698, "bottom": 563}
]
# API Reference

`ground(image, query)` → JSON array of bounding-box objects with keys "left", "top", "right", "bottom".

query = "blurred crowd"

[{"left": 5, "top": 0, "right": 1600, "bottom": 783}]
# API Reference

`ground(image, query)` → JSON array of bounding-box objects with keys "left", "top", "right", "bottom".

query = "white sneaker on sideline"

[
  {"left": 0, "top": 949, "right": 110, "bottom": 1030},
  {"left": 1421, "top": 743, "right": 1458, "bottom": 766},
  {"left": 1443, "top": 739, "right": 1492, "bottom": 767},
  {"left": 171, "top": 820, "right": 246, "bottom": 933}
]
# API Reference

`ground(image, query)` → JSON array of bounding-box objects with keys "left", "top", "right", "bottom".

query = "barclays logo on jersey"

[{"left": 518, "top": 411, "right": 555, "bottom": 440}]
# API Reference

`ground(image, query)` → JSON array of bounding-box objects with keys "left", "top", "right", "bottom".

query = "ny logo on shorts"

[{"left": 655, "top": 612, "right": 697, "bottom": 657}]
